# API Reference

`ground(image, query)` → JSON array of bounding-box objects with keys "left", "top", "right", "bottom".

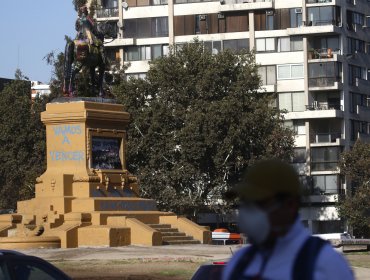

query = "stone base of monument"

[{"left": 0, "top": 99, "right": 211, "bottom": 248}]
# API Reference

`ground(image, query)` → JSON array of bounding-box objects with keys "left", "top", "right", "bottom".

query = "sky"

[{"left": 0, "top": 1, "right": 77, "bottom": 83}]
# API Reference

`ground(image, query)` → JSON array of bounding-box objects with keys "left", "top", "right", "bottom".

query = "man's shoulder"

[{"left": 222, "top": 245, "right": 253, "bottom": 280}]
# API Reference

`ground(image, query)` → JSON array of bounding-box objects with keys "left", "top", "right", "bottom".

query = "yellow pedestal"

[{"left": 0, "top": 98, "right": 210, "bottom": 248}]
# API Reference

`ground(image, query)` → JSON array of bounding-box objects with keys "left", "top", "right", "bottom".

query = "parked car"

[
  {"left": 191, "top": 261, "right": 226, "bottom": 280},
  {"left": 212, "top": 228, "right": 243, "bottom": 245},
  {"left": 0, "top": 250, "right": 71, "bottom": 280}
]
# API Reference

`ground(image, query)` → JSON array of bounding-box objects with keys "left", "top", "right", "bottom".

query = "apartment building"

[{"left": 91, "top": 0, "right": 370, "bottom": 234}]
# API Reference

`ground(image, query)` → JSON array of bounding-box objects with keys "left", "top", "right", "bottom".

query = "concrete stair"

[{"left": 147, "top": 224, "right": 201, "bottom": 245}]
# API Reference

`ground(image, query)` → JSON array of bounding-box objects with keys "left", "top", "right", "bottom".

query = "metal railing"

[
  {"left": 96, "top": 8, "right": 119, "bottom": 18},
  {"left": 313, "top": 132, "right": 342, "bottom": 143},
  {"left": 308, "top": 77, "right": 340, "bottom": 87},
  {"left": 305, "top": 103, "right": 342, "bottom": 110},
  {"left": 311, "top": 161, "right": 338, "bottom": 171}
]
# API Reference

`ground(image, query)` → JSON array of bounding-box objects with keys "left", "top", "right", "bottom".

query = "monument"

[{"left": 0, "top": 98, "right": 211, "bottom": 248}]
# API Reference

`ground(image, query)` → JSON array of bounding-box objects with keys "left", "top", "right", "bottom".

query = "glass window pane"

[
  {"left": 279, "top": 92, "right": 292, "bottom": 111},
  {"left": 291, "top": 64, "right": 304, "bottom": 78},
  {"left": 258, "top": 67, "right": 267, "bottom": 85},
  {"left": 325, "top": 175, "right": 338, "bottom": 193},
  {"left": 292, "top": 91, "right": 305, "bottom": 111},
  {"left": 313, "top": 176, "right": 326, "bottom": 194},
  {"left": 278, "top": 37, "right": 290, "bottom": 52},
  {"left": 237, "top": 39, "right": 249, "bottom": 51},
  {"left": 291, "top": 36, "right": 303, "bottom": 51},
  {"left": 320, "top": 7, "right": 333, "bottom": 25},
  {"left": 162, "top": 45, "right": 169, "bottom": 56},
  {"left": 277, "top": 65, "right": 290, "bottom": 79},
  {"left": 213, "top": 41, "right": 221, "bottom": 53},
  {"left": 266, "top": 38, "right": 275, "bottom": 51},
  {"left": 256, "top": 39, "right": 266, "bottom": 51},
  {"left": 223, "top": 40, "right": 237, "bottom": 51},
  {"left": 266, "top": 66, "right": 276, "bottom": 85},
  {"left": 152, "top": 45, "right": 161, "bottom": 59}
]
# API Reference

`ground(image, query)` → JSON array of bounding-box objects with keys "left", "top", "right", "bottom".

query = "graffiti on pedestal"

[{"left": 50, "top": 125, "right": 85, "bottom": 162}]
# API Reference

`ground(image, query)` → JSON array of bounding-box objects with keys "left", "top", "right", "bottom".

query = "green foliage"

[
  {"left": 114, "top": 41, "right": 294, "bottom": 216},
  {"left": 338, "top": 140, "right": 370, "bottom": 237},
  {"left": 0, "top": 78, "right": 50, "bottom": 208}
]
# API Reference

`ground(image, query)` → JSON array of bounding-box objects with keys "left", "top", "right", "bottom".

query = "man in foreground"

[{"left": 223, "top": 159, "right": 353, "bottom": 280}]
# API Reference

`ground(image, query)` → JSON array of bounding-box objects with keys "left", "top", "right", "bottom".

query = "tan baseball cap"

[{"left": 228, "top": 159, "right": 301, "bottom": 202}]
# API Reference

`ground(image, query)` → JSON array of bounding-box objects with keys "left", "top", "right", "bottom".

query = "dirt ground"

[{"left": 19, "top": 245, "right": 370, "bottom": 280}]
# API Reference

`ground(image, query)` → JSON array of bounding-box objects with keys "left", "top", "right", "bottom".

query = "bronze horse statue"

[{"left": 63, "top": 8, "right": 116, "bottom": 97}]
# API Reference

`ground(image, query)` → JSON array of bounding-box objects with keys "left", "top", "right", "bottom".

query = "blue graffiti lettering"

[
  {"left": 62, "top": 136, "right": 71, "bottom": 145},
  {"left": 50, "top": 151, "right": 85, "bottom": 161},
  {"left": 53, "top": 125, "right": 82, "bottom": 136}
]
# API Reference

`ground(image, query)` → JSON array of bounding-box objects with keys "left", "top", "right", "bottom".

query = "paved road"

[{"left": 19, "top": 245, "right": 370, "bottom": 279}]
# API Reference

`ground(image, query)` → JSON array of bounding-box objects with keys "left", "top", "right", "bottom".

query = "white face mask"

[
  {"left": 238, "top": 204, "right": 270, "bottom": 245},
  {"left": 238, "top": 200, "right": 283, "bottom": 245}
]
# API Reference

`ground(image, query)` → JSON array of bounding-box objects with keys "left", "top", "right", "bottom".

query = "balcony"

[
  {"left": 308, "top": 78, "right": 342, "bottom": 92},
  {"left": 219, "top": 0, "right": 273, "bottom": 12},
  {"left": 308, "top": 48, "right": 340, "bottom": 60},
  {"left": 96, "top": 8, "right": 119, "bottom": 19},
  {"left": 284, "top": 109, "right": 343, "bottom": 120},
  {"left": 306, "top": 103, "right": 342, "bottom": 111},
  {"left": 310, "top": 132, "right": 344, "bottom": 146},
  {"left": 287, "top": 23, "right": 341, "bottom": 36}
]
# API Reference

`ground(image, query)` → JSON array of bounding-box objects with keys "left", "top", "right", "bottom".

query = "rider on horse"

[{"left": 63, "top": 5, "right": 106, "bottom": 97}]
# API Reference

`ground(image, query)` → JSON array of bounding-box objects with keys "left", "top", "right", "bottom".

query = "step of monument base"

[
  {"left": 163, "top": 239, "right": 201, "bottom": 245},
  {"left": 78, "top": 226, "right": 130, "bottom": 247},
  {"left": 71, "top": 197, "right": 158, "bottom": 212}
]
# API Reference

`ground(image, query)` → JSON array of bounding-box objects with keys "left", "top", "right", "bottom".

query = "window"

[
  {"left": 311, "top": 147, "right": 340, "bottom": 171},
  {"left": 278, "top": 37, "right": 290, "bottom": 52},
  {"left": 348, "top": 65, "right": 366, "bottom": 85},
  {"left": 291, "top": 36, "right": 303, "bottom": 51},
  {"left": 350, "top": 92, "right": 366, "bottom": 113},
  {"left": 278, "top": 92, "right": 305, "bottom": 112},
  {"left": 351, "top": 120, "right": 370, "bottom": 140},
  {"left": 204, "top": 41, "right": 222, "bottom": 54},
  {"left": 266, "top": 12, "right": 274, "bottom": 30},
  {"left": 307, "top": 6, "right": 339, "bottom": 26},
  {"left": 277, "top": 37, "right": 303, "bottom": 52},
  {"left": 223, "top": 39, "right": 249, "bottom": 53},
  {"left": 348, "top": 37, "right": 365, "bottom": 54},
  {"left": 124, "top": 17, "right": 168, "bottom": 38},
  {"left": 277, "top": 64, "right": 304, "bottom": 80},
  {"left": 294, "top": 120, "right": 306, "bottom": 135},
  {"left": 308, "top": 62, "right": 342, "bottom": 87},
  {"left": 290, "top": 8, "right": 302, "bottom": 28},
  {"left": 312, "top": 175, "right": 338, "bottom": 194},
  {"left": 126, "top": 73, "right": 147, "bottom": 80},
  {"left": 124, "top": 44, "right": 169, "bottom": 61},
  {"left": 293, "top": 147, "right": 306, "bottom": 163},
  {"left": 258, "top": 65, "right": 276, "bottom": 85},
  {"left": 256, "top": 38, "right": 276, "bottom": 52},
  {"left": 152, "top": 0, "right": 168, "bottom": 5}
]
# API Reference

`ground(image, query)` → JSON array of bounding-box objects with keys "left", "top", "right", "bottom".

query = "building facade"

[{"left": 91, "top": 0, "right": 370, "bottom": 234}]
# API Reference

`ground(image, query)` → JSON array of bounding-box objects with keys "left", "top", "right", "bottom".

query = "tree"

[
  {"left": 338, "top": 140, "right": 370, "bottom": 237},
  {"left": 114, "top": 41, "right": 294, "bottom": 216},
  {"left": 0, "top": 72, "right": 49, "bottom": 208}
]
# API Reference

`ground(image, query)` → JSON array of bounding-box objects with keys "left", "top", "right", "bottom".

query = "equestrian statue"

[{"left": 63, "top": 5, "right": 114, "bottom": 97}]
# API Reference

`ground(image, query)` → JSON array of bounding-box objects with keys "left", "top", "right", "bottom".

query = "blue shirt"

[{"left": 222, "top": 218, "right": 354, "bottom": 280}]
